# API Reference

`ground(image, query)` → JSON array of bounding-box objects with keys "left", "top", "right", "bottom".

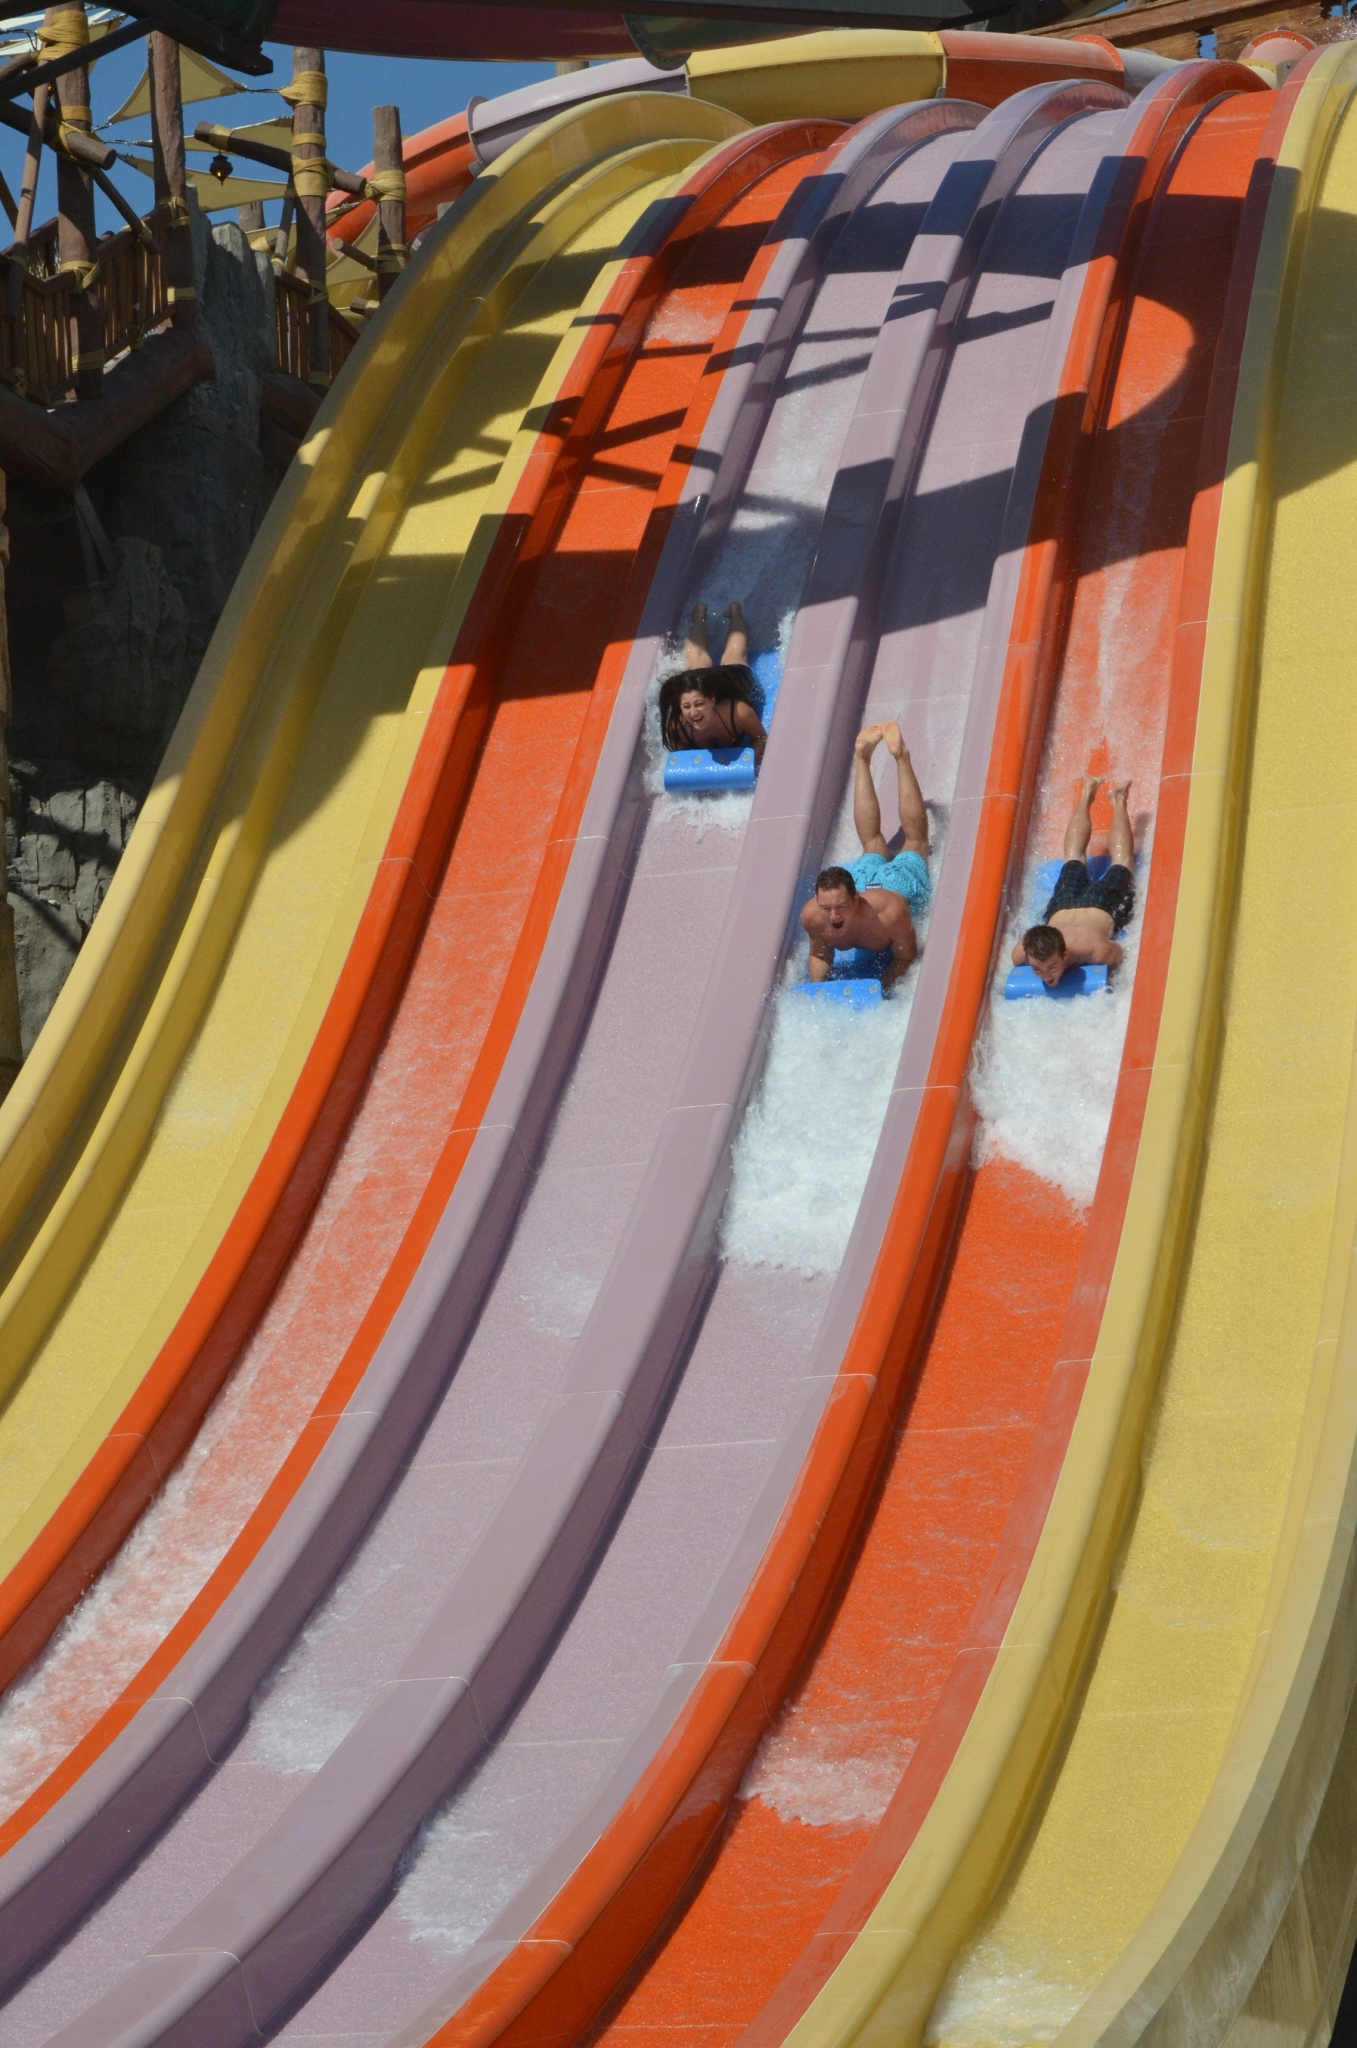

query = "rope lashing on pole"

[
  {"left": 40, "top": 14, "right": 91, "bottom": 149},
  {"left": 365, "top": 164, "right": 407, "bottom": 270},
  {"left": 35, "top": 7, "right": 87, "bottom": 60},
  {"left": 281, "top": 67, "right": 329, "bottom": 198}
]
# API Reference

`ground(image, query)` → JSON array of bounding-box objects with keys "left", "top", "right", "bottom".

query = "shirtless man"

[
  {"left": 1013, "top": 776, "right": 1134, "bottom": 988},
  {"left": 802, "top": 723, "right": 930, "bottom": 993}
]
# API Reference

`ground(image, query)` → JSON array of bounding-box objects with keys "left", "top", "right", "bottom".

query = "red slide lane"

[
  {"left": 591, "top": 69, "right": 1274, "bottom": 2048},
  {"left": 0, "top": 122, "right": 837, "bottom": 1869}
]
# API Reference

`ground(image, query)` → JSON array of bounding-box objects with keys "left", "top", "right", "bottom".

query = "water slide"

[{"left": 0, "top": 27, "right": 1356, "bottom": 2048}]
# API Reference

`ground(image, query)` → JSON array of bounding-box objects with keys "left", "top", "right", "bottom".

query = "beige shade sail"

[
  {"left": 121, "top": 153, "right": 285, "bottom": 214},
  {"left": 106, "top": 45, "right": 246, "bottom": 124}
]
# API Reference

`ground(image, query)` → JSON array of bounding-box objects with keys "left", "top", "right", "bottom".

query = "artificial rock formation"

[{"left": 6, "top": 201, "right": 281, "bottom": 1052}]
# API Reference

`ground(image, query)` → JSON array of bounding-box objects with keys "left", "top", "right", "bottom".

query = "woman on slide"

[{"left": 659, "top": 600, "right": 767, "bottom": 760}]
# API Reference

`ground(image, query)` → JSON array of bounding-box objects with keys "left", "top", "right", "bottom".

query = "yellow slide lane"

[
  {"left": 0, "top": 95, "right": 739, "bottom": 1594},
  {"left": 775, "top": 40, "right": 1357, "bottom": 2048}
]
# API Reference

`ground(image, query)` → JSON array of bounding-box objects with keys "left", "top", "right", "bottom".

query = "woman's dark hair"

[{"left": 659, "top": 662, "right": 763, "bottom": 751}]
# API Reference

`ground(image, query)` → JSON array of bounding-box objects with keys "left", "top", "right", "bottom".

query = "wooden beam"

[
  {"left": 148, "top": 28, "right": 194, "bottom": 327},
  {"left": 288, "top": 46, "right": 329, "bottom": 389},
  {"left": 0, "top": 470, "right": 19, "bottom": 1103},
  {"left": 47, "top": 4, "right": 102, "bottom": 402},
  {"left": 371, "top": 104, "right": 404, "bottom": 302}
]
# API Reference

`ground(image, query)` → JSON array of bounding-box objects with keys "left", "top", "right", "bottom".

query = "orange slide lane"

[
  {"left": 587, "top": 69, "right": 1276, "bottom": 2048},
  {"left": 0, "top": 121, "right": 841, "bottom": 1850}
]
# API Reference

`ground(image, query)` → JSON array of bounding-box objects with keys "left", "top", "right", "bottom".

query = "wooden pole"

[
  {"left": 286, "top": 46, "right": 329, "bottom": 388},
  {"left": 236, "top": 196, "right": 271, "bottom": 254},
  {"left": 45, "top": 3, "right": 103, "bottom": 402},
  {"left": 148, "top": 30, "right": 195, "bottom": 328},
  {"left": 5, "top": 80, "right": 46, "bottom": 324},
  {"left": 0, "top": 469, "right": 20, "bottom": 1103},
  {"left": 371, "top": 104, "right": 405, "bottom": 302}
]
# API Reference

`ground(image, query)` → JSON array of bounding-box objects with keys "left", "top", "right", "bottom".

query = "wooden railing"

[
  {"left": 0, "top": 204, "right": 359, "bottom": 409},
  {"left": 0, "top": 208, "right": 170, "bottom": 406},
  {"left": 273, "top": 266, "right": 360, "bottom": 386}
]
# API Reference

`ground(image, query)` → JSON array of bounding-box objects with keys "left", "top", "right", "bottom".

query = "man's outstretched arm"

[
  {"left": 880, "top": 897, "right": 917, "bottom": 989},
  {"left": 801, "top": 902, "right": 834, "bottom": 980}
]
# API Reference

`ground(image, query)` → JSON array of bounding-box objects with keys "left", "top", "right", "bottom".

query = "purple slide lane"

[{"left": 4, "top": 101, "right": 959, "bottom": 2048}]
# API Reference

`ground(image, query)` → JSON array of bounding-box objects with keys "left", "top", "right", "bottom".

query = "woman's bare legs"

[
  {"left": 853, "top": 726, "right": 889, "bottom": 855},
  {"left": 720, "top": 599, "right": 749, "bottom": 667},
  {"left": 1063, "top": 775, "right": 1101, "bottom": 861},
  {"left": 883, "top": 721, "right": 928, "bottom": 855},
  {"left": 684, "top": 601, "right": 713, "bottom": 670},
  {"left": 1108, "top": 780, "right": 1133, "bottom": 867}
]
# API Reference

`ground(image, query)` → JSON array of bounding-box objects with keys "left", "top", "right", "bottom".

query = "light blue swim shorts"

[{"left": 850, "top": 847, "right": 931, "bottom": 918}]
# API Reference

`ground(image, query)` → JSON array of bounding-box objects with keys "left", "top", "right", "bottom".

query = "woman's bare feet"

[
  {"left": 1080, "top": 773, "right": 1102, "bottom": 806},
  {"left": 684, "top": 601, "right": 712, "bottom": 670},
  {"left": 855, "top": 724, "right": 885, "bottom": 760},
  {"left": 721, "top": 598, "right": 749, "bottom": 667},
  {"left": 882, "top": 720, "right": 908, "bottom": 761}
]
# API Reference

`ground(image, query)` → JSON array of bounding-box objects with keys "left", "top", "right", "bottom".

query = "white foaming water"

[
  {"left": 0, "top": 1312, "right": 305, "bottom": 1820},
  {"left": 722, "top": 806, "right": 940, "bottom": 1277},
  {"left": 246, "top": 1522, "right": 417, "bottom": 1775},
  {"left": 970, "top": 845, "right": 1149, "bottom": 1211},
  {"left": 740, "top": 1692, "right": 916, "bottom": 1828},
  {"left": 0, "top": 1068, "right": 436, "bottom": 1820},
  {"left": 925, "top": 1936, "right": 1093, "bottom": 2048},
  {"left": 722, "top": 975, "right": 916, "bottom": 1275}
]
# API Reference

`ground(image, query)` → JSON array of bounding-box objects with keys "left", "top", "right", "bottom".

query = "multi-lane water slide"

[{"left": 0, "top": 24, "right": 1356, "bottom": 2048}]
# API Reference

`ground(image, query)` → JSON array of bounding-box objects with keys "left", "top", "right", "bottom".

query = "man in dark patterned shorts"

[{"left": 1012, "top": 777, "right": 1134, "bottom": 989}]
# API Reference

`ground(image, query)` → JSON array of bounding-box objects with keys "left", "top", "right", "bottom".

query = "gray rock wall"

[{"left": 5, "top": 202, "right": 283, "bottom": 1053}]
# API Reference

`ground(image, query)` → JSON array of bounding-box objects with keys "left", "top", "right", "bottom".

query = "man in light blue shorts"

[{"left": 801, "top": 722, "right": 931, "bottom": 992}]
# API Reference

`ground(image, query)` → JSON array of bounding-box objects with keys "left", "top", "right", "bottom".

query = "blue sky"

[{"left": 0, "top": 40, "right": 556, "bottom": 236}]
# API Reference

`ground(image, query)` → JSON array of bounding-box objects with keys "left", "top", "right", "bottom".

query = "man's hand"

[{"left": 882, "top": 940, "right": 915, "bottom": 992}]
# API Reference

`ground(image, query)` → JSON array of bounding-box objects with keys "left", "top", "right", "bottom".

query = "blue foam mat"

[
  {"left": 1005, "top": 963, "right": 1109, "bottom": 1001},
  {"left": 663, "top": 643, "right": 783, "bottom": 794},
  {"left": 789, "top": 978, "right": 883, "bottom": 1009},
  {"left": 663, "top": 746, "right": 756, "bottom": 792}
]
